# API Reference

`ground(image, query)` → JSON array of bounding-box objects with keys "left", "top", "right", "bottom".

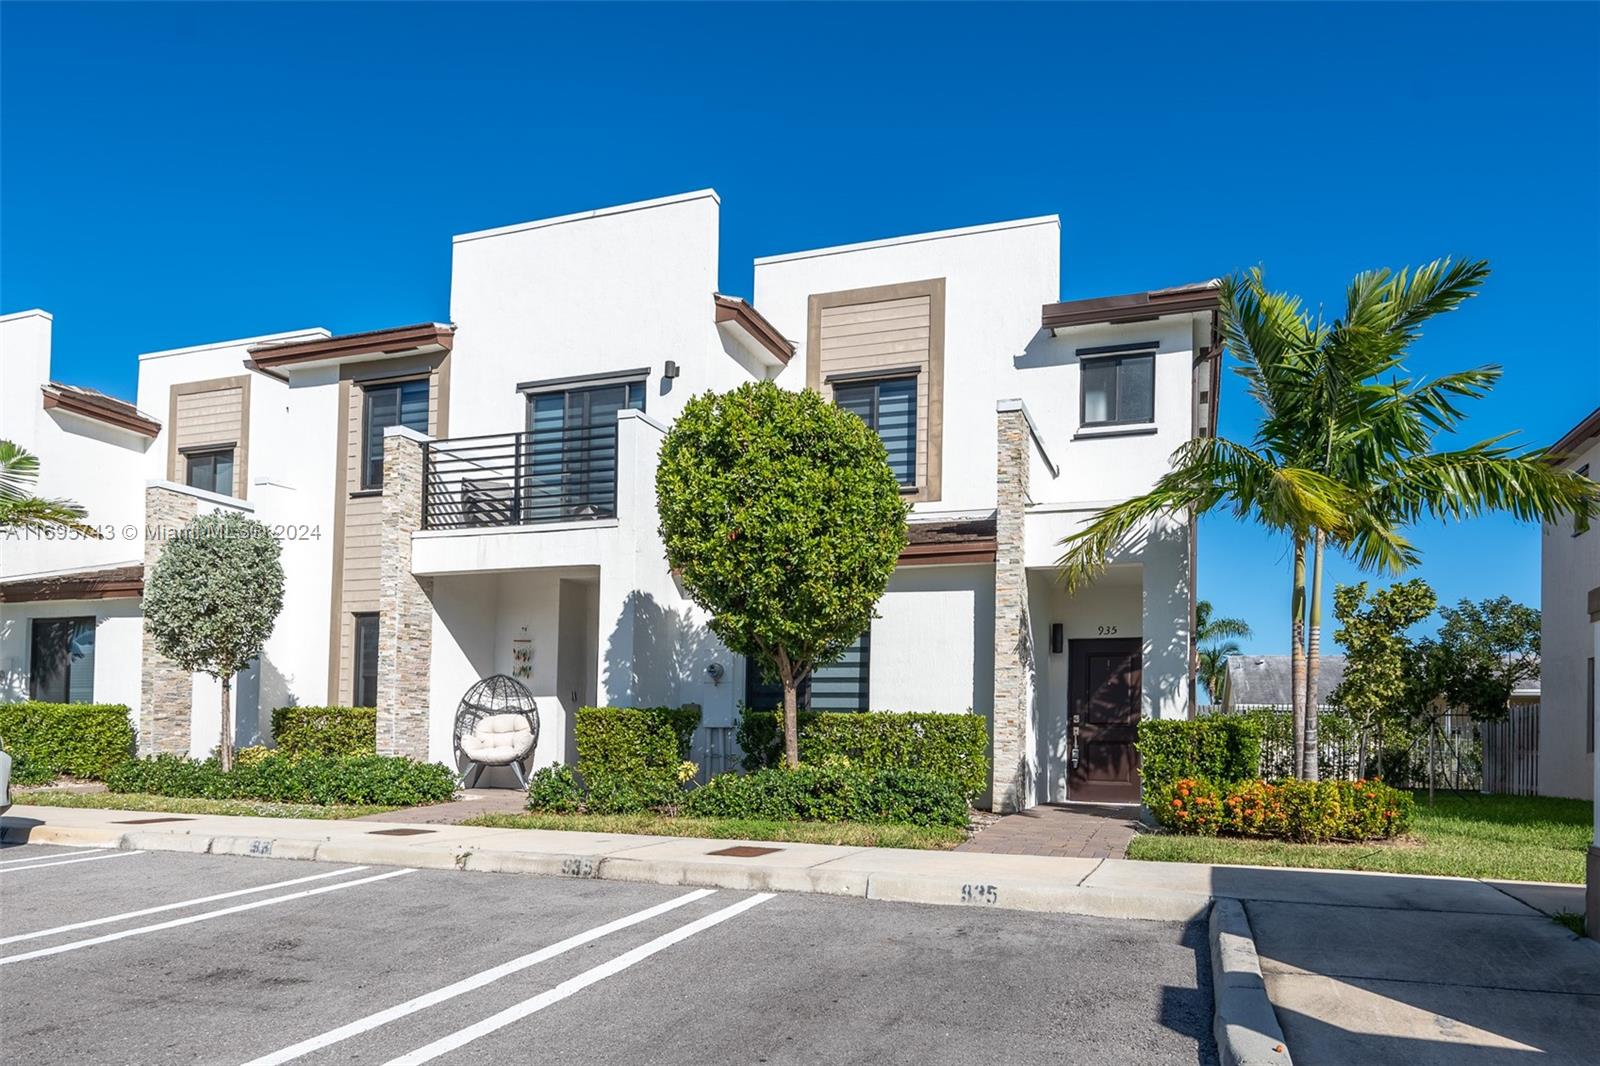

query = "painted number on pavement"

[
  {"left": 961, "top": 883, "right": 998, "bottom": 905},
  {"left": 249, "top": 839, "right": 273, "bottom": 857},
  {"left": 560, "top": 858, "right": 596, "bottom": 878}
]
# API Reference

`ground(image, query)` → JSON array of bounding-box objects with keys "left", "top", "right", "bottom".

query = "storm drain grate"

[
  {"left": 707, "top": 845, "right": 782, "bottom": 858},
  {"left": 367, "top": 828, "right": 437, "bottom": 836},
  {"left": 112, "top": 817, "right": 196, "bottom": 824}
]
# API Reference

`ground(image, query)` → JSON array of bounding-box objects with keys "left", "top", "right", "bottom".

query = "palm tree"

[
  {"left": 0, "top": 441, "right": 100, "bottom": 535},
  {"left": 1061, "top": 260, "right": 1600, "bottom": 780},
  {"left": 1195, "top": 599, "right": 1251, "bottom": 705}
]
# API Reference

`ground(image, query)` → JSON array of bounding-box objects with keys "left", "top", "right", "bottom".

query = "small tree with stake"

[
  {"left": 142, "top": 511, "right": 284, "bottom": 771},
  {"left": 656, "top": 381, "right": 908, "bottom": 768}
]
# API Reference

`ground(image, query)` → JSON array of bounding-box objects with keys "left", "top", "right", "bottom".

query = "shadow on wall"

[
  {"left": 236, "top": 654, "right": 296, "bottom": 747},
  {"left": 602, "top": 590, "right": 722, "bottom": 709},
  {"left": 1144, "top": 518, "right": 1190, "bottom": 719}
]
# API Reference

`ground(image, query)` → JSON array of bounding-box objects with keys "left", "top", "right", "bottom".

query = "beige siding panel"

[{"left": 819, "top": 296, "right": 930, "bottom": 324}]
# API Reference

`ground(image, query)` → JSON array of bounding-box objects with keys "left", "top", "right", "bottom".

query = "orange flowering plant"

[{"left": 1149, "top": 776, "right": 1412, "bottom": 843}]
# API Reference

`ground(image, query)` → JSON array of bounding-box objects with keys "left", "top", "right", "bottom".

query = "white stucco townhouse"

[{"left": 0, "top": 190, "right": 1220, "bottom": 811}]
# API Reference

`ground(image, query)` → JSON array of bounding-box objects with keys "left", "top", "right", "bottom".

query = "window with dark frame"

[
  {"left": 1080, "top": 346, "right": 1156, "bottom": 427},
  {"left": 29, "top": 617, "right": 96, "bottom": 703},
  {"left": 524, "top": 379, "right": 646, "bottom": 521},
  {"left": 362, "top": 379, "right": 430, "bottom": 489},
  {"left": 1576, "top": 465, "right": 1591, "bottom": 537},
  {"left": 353, "top": 613, "right": 379, "bottom": 708},
  {"left": 185, "top": 448, "right": 235, "bottom": 497},
  {"left": 744, "top": 630, "right": 871, "bottom": 712},
  {"left": 833, "top": 377, "right": 917, "bottom": 487},
  {"left": 1587, "top": 656, "right": 1595, "bottom": 755}
]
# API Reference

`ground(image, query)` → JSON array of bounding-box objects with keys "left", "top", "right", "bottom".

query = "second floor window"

[
  {"left": 834, "top": 377, "right": 917, "bottom": 488},
  {"left": 1081, "top": 350, "right": 1155, "bottom": 427},
  {"left": 363, "top": 379, "right": 429, "bottom": 489},
  {"left": 185, "top": 448, "right": 235, "bottom": 496}
]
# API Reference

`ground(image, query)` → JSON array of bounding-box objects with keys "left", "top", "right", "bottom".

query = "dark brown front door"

[{"left": 1068, "top": 639, "right": 1142, "bottom": 802}]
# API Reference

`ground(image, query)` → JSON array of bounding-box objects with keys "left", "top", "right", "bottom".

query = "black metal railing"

[{"left": 422, "top": 426, "right": 622, "bottom": 530}]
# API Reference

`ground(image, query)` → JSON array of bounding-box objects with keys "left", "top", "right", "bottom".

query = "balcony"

[{"left": 422, "top": 426, "right": 623, "bottom": 530}]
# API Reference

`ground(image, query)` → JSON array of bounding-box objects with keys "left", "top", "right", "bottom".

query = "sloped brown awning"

[
  {"left": 900, "top": 516, "right": 997, "bottom": 566},
  {"left": 0, "top": 564, "right": 145, "bottom": 603}
]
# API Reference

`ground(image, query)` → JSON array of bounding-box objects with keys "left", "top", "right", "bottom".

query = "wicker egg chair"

[{"left": 453, "top": 674, "right": 539, "bottom": 788}]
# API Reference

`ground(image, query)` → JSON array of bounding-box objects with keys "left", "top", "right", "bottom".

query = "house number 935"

[{"left": 1097, "top": 625, "right": 1118, "bottom": 636}]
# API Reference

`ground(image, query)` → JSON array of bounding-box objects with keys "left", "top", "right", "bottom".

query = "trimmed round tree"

[
  {"left": 656, "top": 381, "right": 908, "bottom": 768},
  {"left": 142, "top": 511, "right": 285, "bottom": 771}
]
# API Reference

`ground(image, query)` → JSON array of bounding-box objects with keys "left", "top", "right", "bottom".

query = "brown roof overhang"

[
  {"left": 246, "top": 322, "right": 455, "bottom": 371},
  {"left": 714, "top": 294, "right": 794, "bottom": 365},
  {"left": 899, "top": 516, "right": 998, "bottom": 566},
  {"left": 1549, "top": 406, "right": 1600, "bottom": 464},
  {"left": 40, "top": 385, "right": 161, "bottom": 439},
  {"left": 1042, "top": 282, "right": 1220, "bottom": 332},
  {"left": 0, "top": 564, "right": 144, "bottom": 603}
]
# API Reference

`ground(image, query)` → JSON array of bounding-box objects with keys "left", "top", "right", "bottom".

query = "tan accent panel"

[
  {"left": 166, "top": 376, "right": 251, "bottom": 499},
  {"left": 807, "top": 279, "right": 945, "bottom": 503},
  {"left": 327, "top": 353, "right": 447, "bottom": 704}
]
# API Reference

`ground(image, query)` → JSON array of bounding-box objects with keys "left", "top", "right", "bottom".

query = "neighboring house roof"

[
  {"left": 0, "top": 563, "right": 144, "bottom": 603},
  {"left": 39, "top": 382, "right": 162, "bottom": 438},
  {"left": 900, "top": 515, "right": 997, "bottom": 566},
  {"left": 713, "top": 294, "right": 794, "bottom": 365},
  {"left": 245, "top": 322, "right": 455, "bottom": 375},
  {"left": 1223, "top": 654, "right": 1348, "bottom": 706},
  {"left": 1548, "top": 405, "right": 1600, "bottom": 466},
  {"left": 1040, "top": 279, "right": 1221, "bottom": 331}
]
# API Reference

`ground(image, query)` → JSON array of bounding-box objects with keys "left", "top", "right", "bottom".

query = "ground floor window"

[
  {"left": 745, "top": 630, "right": 871, "bottom": 712},
  {"left": 30, "top": 616, "right": 96, "bottom": 703},
  {"left": 353, "top": 613, "right": 379, "bottom": 708}
]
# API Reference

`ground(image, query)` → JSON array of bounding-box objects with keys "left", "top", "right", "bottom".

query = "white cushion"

[{"left": 461, "top": 714, "right": 535, "bottom": 763}]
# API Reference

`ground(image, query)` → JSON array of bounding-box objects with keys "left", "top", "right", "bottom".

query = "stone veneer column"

[
  {"left": 376, "top": 429, "right": 434, "bottom": 761},
  {"left": 140, "top": 485, "right": 198, "bottom": 754},
  {"left": 990, "top": 402, "right": 1033, "bottom": 813}
]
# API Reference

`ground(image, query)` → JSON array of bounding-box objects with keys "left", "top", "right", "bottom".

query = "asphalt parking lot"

[{"left": 0, "top": 843, "right": 1216, "bottom": 1065}]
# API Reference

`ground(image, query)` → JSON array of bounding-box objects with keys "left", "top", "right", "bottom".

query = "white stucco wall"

[
  {"left": 869, "top": 564, "right": 995, "bottom": 717},
  {"left": 0, "top": 599, "right": 144, "bottom": 731},
  {"left": 1540, "top": 435, "right": 1600, "bottom": 799}
]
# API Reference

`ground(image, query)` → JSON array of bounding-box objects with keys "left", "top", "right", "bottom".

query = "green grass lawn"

[
  {"left": 1126, "top": 790, "right": 1592, "bottom": 884},
  {"left": 461, "top": 811, "right": 965, "bottom": 850},
  {"left": 13, "top": 789, "right": 399, "bottom": 821}
]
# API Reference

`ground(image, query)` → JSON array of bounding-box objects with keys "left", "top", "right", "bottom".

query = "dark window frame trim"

[
  {"left": 516, "top": 368, "right": 651, "bottom": 394},
  {"left": 1078, "top": 343, "right": 1158, "bottom": 429},
  {"left": 29, "top": 615, "right": 96, "bottom": 703},
  {"left": 1576, "top": 465, "right": 1591, "bottom": 537},
  {"left": 352, "top": 612, "right": 380, "bottom": 708},
  {"left": 824, "top": 364, "right": 924, "bottom": 386},
  {"left": 184, "top": 447, "right": 237, "bottom": 497},
  {"left": 360, "top": 377, "right": 430, "bottom": 490},
  {"left": 833, "top": 374, "right": 920, "bottom": 489}
]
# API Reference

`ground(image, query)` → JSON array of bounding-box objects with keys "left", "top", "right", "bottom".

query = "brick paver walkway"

[
  {"left": 357, "top": 787, "right": 530, "bottom": 824},
  {"left": 956, "top": 801, "right": 1141, "bottom": 859}
]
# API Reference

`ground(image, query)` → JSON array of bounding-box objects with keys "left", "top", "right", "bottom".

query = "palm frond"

[
  {"left": 0, "top": 495, "right": 102, "bottom": 537},
  {"left": 0, "top": 440, "right": 42, "bottom": 502}
]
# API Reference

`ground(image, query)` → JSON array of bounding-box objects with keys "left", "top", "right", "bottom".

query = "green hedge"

[
  {"left": 736, "top": 708, "right": 989, "bottom": 799},
  {"left": 1147, "top": 775, "right": 1414, "bottom": 842},
  {"left": 0, "top": 702, "right": 135, "bottom": 783},
  {"left": 685, "top": 764, "right": 968, "bottom": 827},
  {"left": 270, "top": 706, "right": 376, "bottom": 757},
  {"left": 105, "top": 752, "right": 456, "bottom": 807},
  {"left": 574, "top": 705, "right": 702, "bottom": 813},
  {"left": 1137, "top": 717, "right": 1262, "bottom": 797}
]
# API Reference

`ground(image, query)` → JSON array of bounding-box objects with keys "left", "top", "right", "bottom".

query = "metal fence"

[{"left": 422, "top": 425, "right": 623, "bottom": 529}]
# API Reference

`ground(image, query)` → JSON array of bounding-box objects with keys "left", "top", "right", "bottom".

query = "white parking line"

[
  {"left": 0, "top": 850, "right": 144, "bottom": 874},
  {"left": 383, "top": 893, "right": 776, "bottom": 1066},
  {"left": 0, "top": 867, "right": 414, "bottom": 965},
  {"left": 240, "top": 888, "right": 717, "bottom": 1066},
  {"left": 0, "top": 866, "right": 372, "bottom": 946},
  {"left": 0, "top": 848, "right": 106, "bottom": 865}
]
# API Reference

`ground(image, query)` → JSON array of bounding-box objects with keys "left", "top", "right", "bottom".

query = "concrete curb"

[
  {"left": 1209, "top": 898, "right": 1293, "bottom": 1066},
  {"left": 1, "top": 818, "right": 1210, "bottom": 922}
]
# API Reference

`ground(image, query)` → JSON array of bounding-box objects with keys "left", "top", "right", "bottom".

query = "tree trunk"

[
  {"left": 776, "top": 650, "right": 800, "bottom": 770},
  {"left": 219, "top": 674, "right": 235, "bottom": 773},
  {"left": 1288, "top": 543, "right": 1306, "bottom": 778},
  {"left": 1303, "top": 531, "right": 1325, "bottom": 782}
]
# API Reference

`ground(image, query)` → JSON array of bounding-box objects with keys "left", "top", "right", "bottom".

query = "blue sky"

[{"left": 4, "top": 2, "right": 1596, "bottom": 655}]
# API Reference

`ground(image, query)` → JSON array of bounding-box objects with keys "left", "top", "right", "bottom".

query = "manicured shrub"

[
  {"left": 0, "top": 702, "right": 135, "bottom": 781},
  {"left": 736, "top": 708, "right": 989, "bottom": 799},
  {"left": 270, "top": 706, "right": 376, "bottom": 758},
  {"left": 685, "top": 763, "right": 968, "bottom": 828},
  {"left": 105, "top": 752, "right": 456, "bottom": 807},
  {"left": 1148, "top": 776, "right": 1414, "bottom": 842},
  {"left": 524, "top": 765, "right": 584, "bottom": 813},
  {"left": 574, "top": 705, "right": 702, "bottom": 813},
  {"left": 1137, "top": 717, "right": 1263, "bottom": 797}
]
